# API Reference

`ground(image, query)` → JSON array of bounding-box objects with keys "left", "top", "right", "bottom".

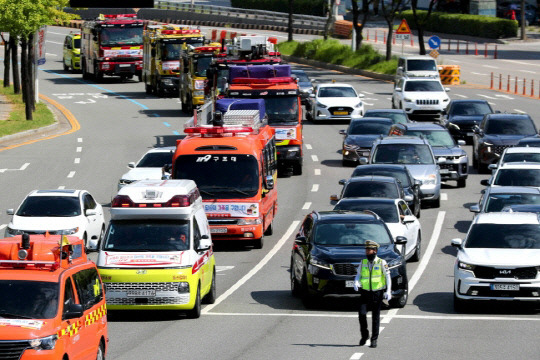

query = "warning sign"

[
  {"left": 429, "top": 49, "right": 439, "bottom": 59},
  {"left": 396, "top": 19, "right": 411, "bottom": 34}
]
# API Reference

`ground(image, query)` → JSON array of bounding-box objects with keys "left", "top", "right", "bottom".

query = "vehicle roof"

[
  {"left": 314, "top": 210, "right": 380, "bottom": 222},
  {"left": 144, "top": 146, "right": 176, "bottom": 153},
  {"left": 336, "top": 197, "right": 397, "bottom": 204},
  {"left": 376, "top": 136, "right": 429, "bottom": 145},
  {"left": 117, "top": 179, "right": 197, "bottom": 197},
  {"left": 498, "top": 162, "right": 540, "bottom": 169},
  {"left": 504, "top": 146, "right": 540, "bottom": 154},
  {"left": 351, "top": 117, "right": 393, "bottom": 124},
  {"left": 485, "top": 113, "right": 531, "bottom": 120},
  {"left": 364, "top": 109, "right": 407, "bottom": 114},
  {"left": 399, "top": 55, "right": 436, "bottom": 60},
  {"left": 485, "top": 186, "right": 540, "bottom": 195},
  {"left": 403, "top": 78, "right": 442, "bottom": 82},
  {"left": 394, "top": 123, "right": 446, "bottom": 131},
  {"left": 473, "top": 212, "right": 540, "bottom": 225},
  {"left": 449, "top": 99, "right": 489, "bottom": 104},
  {"left": 346, "top": 175, "right": 399, "bottom": 184},
  {"left": 354, "top": 164, "right": 408, "bottom": 171},
  {"left": 26, "top": 189, "right": 83, "bottom": 197},
  {"left": 317, "top": 83, "right": 354, "bottom": 88}
]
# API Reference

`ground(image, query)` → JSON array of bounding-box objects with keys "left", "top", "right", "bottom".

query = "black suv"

[
  {"left": 290, "top": 211, "right": 408, "bottom": 308},
  {"left": 340, "top": 118, "right": 393, "bottom": 166},
  {"left": 443, "top": 100, "right": 494, "bottom": 144},
  {"left": 350, "top": 164, "right": 421, "bottom": 218},
  {"left": 330, "top": 176, "right": 405, "bottom": 203},
  {"left": 473, "top": 113, "right": 538, "bottom": 173}
]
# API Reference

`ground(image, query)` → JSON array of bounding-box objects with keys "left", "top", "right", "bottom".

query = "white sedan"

[
  {"left": 5, "top": 189, "right": 105, "bottom": 251},
  {"left": 333, "top": 197, "right": 421, "bottom": 261},
  {"left": 118, "top": 146, "right": 175, "bottom": 190},
  {"left": 308, "top": 83, "right": 364, "bottom": 122}
]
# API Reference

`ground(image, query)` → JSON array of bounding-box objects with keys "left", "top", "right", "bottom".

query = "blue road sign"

[{"left": 428, "top": 36, "right": 441, "bottom": 49}]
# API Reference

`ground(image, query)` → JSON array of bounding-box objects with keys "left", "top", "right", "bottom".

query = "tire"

[
  {"left": 186, "top": 284, "right": 201, "bottom": 319},
  {"left": 253, "top": 236, "right": 264, "bottom": 249},
  {"left": 137, "top": 74, "right": 142, "bottom": 82},
  {"left": 94, "top": 65, "right": 103, "bottom": 82},
  {"left": 292, "top": 161, "right": 303, "bottom": 176},
  {"left": 186, "top": 95, "right": 193, "bottom": 114},
  {"left": 82, "top": 60, "right": 89, "bottom": 80},
  {"left": 83, "top": 233, "right": 88, "bottom": 252},
  {"left": 431, "top": 196, "right": 441, "bottom": 208},
  {"left": 290, "top": 261, "right": 301, "bottom": 297},
  {"left": 478, "top": 162, "right": 489, "bottom": 174},
  {"left": 264, "top": 221, "right": 273, "bottom": 236},
  {"left": 97, "top": 225, "right": 105, "bottom": 250},
  {"left": 342, "top": 158, "right": 355, "bottom": 167},
  {"left": 63, "top": 59, "right": 69, "bottom": 71},
  {"left": 472, "top": 153, "right": 478, "bottom": 169},
  {"left": 391, "top": 99, "right": 396, "bottom": 109},
  {"left": 301, "top": 274, "right": 316, "bottom": 309},
  {"left": 410, "top": 231, "right": 421, "bottom": 262},
  {"left": 156, "top": 81, "right": 165, "bottom": 97},
  {"left": 453, "top": 290, "right": 468, "bottom": 313},
  {"left": 389, "top": 288, "right": 408, "bottom": 308},
  {"left": 414, "top": 202, "right": 421, "bottom": 218},
  {"left": 96, "top": 342, "right": 105, "bottom": 360},
  {"left": 457, "top": 178, "right": 466, "bottom": 188},
  {"left": 203, "top": 269, "right": 216, "bottom": 304}
]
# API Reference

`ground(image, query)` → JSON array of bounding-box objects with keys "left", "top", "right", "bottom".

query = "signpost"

[
  {"left": 395, "top": 19, "right": 411, "bottom": 54},
  {"left": 428, "top": 35, "right": 441, "bottom": 50}
]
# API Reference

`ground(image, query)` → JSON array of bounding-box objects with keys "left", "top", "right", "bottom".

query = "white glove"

[
  {"left": 353, "top": 281, "right": 361, "bottom": 292},
  {"left": 383, "top": 291, "right": 391, "bottom": 300}
]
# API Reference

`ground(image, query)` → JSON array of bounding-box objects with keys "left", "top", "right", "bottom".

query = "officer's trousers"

[{"left": 358, "top": 289, "right": 383, "bottom": 341}]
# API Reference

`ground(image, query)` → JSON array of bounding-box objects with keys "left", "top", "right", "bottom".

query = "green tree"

[
  {"left": 410, "top": 0, "right": 436, "bottom": 55},
  {"left": 381, "top": 0, "right": 406, "bottom": 61}
]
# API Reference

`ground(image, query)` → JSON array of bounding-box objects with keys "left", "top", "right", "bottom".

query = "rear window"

[
  {"left": 485, "top": 193, "right": 540, "bottom": 212},
  {"left": 334, "top": 201, "right": 399, "bottom": 223},
  {"left": 352, "top": 168, "right": 410, "bottom": 187},
  {"left": 502, "top": 152, "right": 540, "bottom": 164},
  {"left": 349, "top": 121, "right": 392, "bottom": 135},
  {"left": 450, "top": 102, "right": 491, "bottom": 116},
  {"left": 372, "top": 144, "right": 434, "bottom": 164}
]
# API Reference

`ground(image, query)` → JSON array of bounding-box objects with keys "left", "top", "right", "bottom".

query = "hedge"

[
  {"left": 230, "top": 0, "right": 326, "bottom": 17},
  {"left": 399, "top": 10, "right": 518, "bottom": 39}
]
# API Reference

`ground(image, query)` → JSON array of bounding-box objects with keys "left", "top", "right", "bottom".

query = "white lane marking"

[
  {"left": 501, "top": 59, "right": 540, "bottom": 68},
  {"left": 452, "top": 60, "right": 463, "bottom": 63},
  {"left": 350, "top": 353, "right": 364, "bottom": 360},
  {"left": 48, "top": 31, "right": 68, "bottom": 35},
  {"left": 46, "top": 41, "right": 63, "bottom": 45},
  {"left": 67, "top": 171, "right": 76, "bottom": 178},
  {"left": 513, "top": 109, "right": 526, "bottom": 114},
  {"left": 311, "top": 184, "right": 319, "bottom": 192},
  {"left": 477, "top": 94, "right": 496, "bottom": 100},
  {"left": 382, "top": 211, "right": 446, "bottom": 324},
  {"left": 202, "top": 221, "right": 300, "bottom": 314},
  {"left": 204, "top": 312, "right": 540, "bottom": 321},
  {"left": 311, "top": 155, "right": 319, "bottom": 162},
  {"left": 46, "top": 53, "right": 58, "bottom": 57},
  {"left": 361, "top": 91, "right": 374, "bottom": 95},
  {"left": 454, "top": 94, "right": 468, "bottom": 98},
  {"left": 471, "top": 72, "right": 487, "bottom": 76},
  {"left": 441, "top": 193, "right": 448, "bottom": 201},
  {"left": 302, "top": 202, "right": 312, "bottom": 210},
  {"left": 495, "top": 95, "right": 514, "bottom": 99},
  {"left": 74, "top": 158, "right": 80, "bottom": 164},
  {"left": 76, "top": 147, "right": 82, "bottom": 152},
  {"left": 77, "top": 138, "right": 83, "bottom": 143},
  {"left": 482, "top": 65, "right": 498, "bottom": 69},
  {"left": 363, "top": 102, "right": 374, "bottom": 106},
  {"left": 519, "top": 70, "right": 536, "bottom": 74},
  {"left": 58, "top": 186, "right": 65, "bottom": 189},
  {"left": 314, "top": 169, "right": 321, "bottom": 176},
  {"left": 305, "top": 144, "right": 312, "bottom": 150},
  {"left": 488, "top": 102, "right": 496, "bottom": 106},
  {"left": 386, "top": 97, "right": 392, "bottom": 101},
  {"left": 216, "top": 266, "right": 234, "bottom": 273},
  {"left": 19, "top": 163, "right": 29, "bottom": 170},
  {"left": 0, "top": 224, "right": 6, "bottom": 231},
  {"left": 364, "top": 98, "right": 378, "bottom": 101}
]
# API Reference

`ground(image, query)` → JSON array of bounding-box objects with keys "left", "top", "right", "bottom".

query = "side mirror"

[
  {"left": 402, "top": 215, "right": 416, "bottom": 223},
  {"left": 414, "top": 179, "right": 423, "bottom": 186},
  {"left": 457, "top": 140, "right": 466, "bottom": 146},
  {"left": 265, "top": 175, "right": 274, "bottom": 190},
  {"left": 198, "top": 237, "right": 212, "bottom": 251},
  {"left": 395, "top": 87, "right": 402, "bottom": 92},
  {"left": 451, "top": 238, "right": 463, "bottom": 248},
  {"left": 309, "top": 93, "right": 316, "bottom": 98},
  {"left": 397, "top": 66, "right": 403, "bottom": 71},
  {"left": 330, "top": 194, "right": 339, "bottom": 202},
  {"left": 338, "top": 179, "right": 346, "bottom": 186},
  {"left": 295, "top": 235, "right": 307, "bottom": 245},
  {"left": 339, "top": 129, "right": 347, "bottom": 135},
  {"left": 449, "top": 123, "right": 460, "bottom": 130},
  {"left": 445, "top": 88, "right": 451, "bottom": 92},
  {"left": 63, "top": 303, "right": 84, "bottom": 320},
  {"left": 473, "top": 127, "right": 480, "bottom": 134},
  {"left": 85, "top": 209, "right": 97, "bottom": 216},
  {"left": 495, "top": 110, "right": 501, "bottom": 114},
  {"left": 437, "top": 157, "right": 447, "bottom": 163},
  {"left": 358, "top": 93, "right": 365, "bottom": 98},
  {"left": 480, "top": 179, "right": 490, "bottom": 186},
  {"left": 6, "top": 209, "right": 14, "bottom": 215},
  {"left": 488, "top": 164, "right": 498, "bottom": 170},
  {"left": 469, "top": 204, "right": 480, "bottom": 213},
  {"left": 128, "top": 162, "right": 136, "bottom": 168},
  {"left": 359, "top": 157, "right": 368, "bottom": 165},
  {"left": 404, "top": 194, "right": 414, "bottom": 202},
  {"left": 395, "top": 236, "right": 407, "bottom": 244}
]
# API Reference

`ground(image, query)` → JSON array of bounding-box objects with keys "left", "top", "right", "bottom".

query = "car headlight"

[
  {"left": 177, "top": 282, "right": 190, "bottom": 293},
  {"left": 311, "top": 257, "right": 331, "bottom": 270},
  {"left": 387, "top": 258, "right": 403, "bottom": 269},
  {"left": 344, "top": 144, "right": 359, "bottom": 150},
  {"left": 458, "top": 261, "right": 476, "bottom": 271},
  {"left": 423, "top": 174, "right": 437, "bottom": 185},
  {"left": 60, "top": 227, "right": 79, "bottom": 235},
  {"left": 119, "top": 179, "right": 134, "bottom": 185},
  {"left": 354, "top": 102, "right": 363, "bottom": 108},
  {"left": 316, "top": 102, "right": 327, "bottom": 109},
  {"left": 29, "top": 335, "right": 58, "bottom": 350},
  {"left": 5, "top": 227, "right": 24, "bottom": 236},
  {"left": 237, "top": 218, "right": 262, "bottom": 225},
  {"left": 404, "top": 98, "right": 413, "bottom": 102}
]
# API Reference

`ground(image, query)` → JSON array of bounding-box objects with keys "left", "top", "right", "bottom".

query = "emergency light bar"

[
  {"left": 103, "top": 14, "right": 137, "bottom": 19},
  {"left": 0, "top": 260, "right": 58, "bottom": 270},
  {"left": 194, "top": 46, "right": 221, "bottom": 53},
  {"left": 161, "top": 29, "right": 200, "bottom": 35},
  {"left": 184, "top": 126, "right": 254, "bottom": 135},
  {"left": 112, "top": 194, "right": 195, "bottom": 208},
  {"left": 231, "top": 77, "right": 295, "bottom": 85}
]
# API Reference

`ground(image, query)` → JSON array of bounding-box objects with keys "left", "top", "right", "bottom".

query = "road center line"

[
  {"left": 454, "top": 94, "right": 468, "bottom": 98},
  {"left": 202, "top": 220, "right": 300, "bottom": 314},
  {"left": 76, "top": 147, "right": 82, "bottom": 152}
]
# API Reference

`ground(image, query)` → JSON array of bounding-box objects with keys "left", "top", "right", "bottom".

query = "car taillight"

[
  {"left": 166, "top": 195, "right": 190, "bottom": 207},
  {"left": 111, "top": 195, "right": 134, "bottom": 207}
]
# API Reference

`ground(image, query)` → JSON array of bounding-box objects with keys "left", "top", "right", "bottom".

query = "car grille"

[
  {"left": 466, "top": 286, "right": 540, "bottom": 298},
  {"left": 105, "top": 282, "right": 179, "bottom": 292},
  {"left": 208, "top": 219, "right": 238, "bottom": 225},
  {"left": 106, "top": 294, "right": 190, "bottom": 305},
  {"left": 0, "top": 340, "right": 30, "bottom": 360},
  {"left": 473, "top": 266, "right": 537, "bottom": 280},
  {"left": 416, "top": 99, "right": 439, "bottom": 105},
  {"left": 493, "top": 145, "right": 511, "bottom": 155},
  {"left": 355, "top": 148, "right": 372, "bottom": 157},
  {"left": 333, "top": 263, "right": 358, "bottom": 276},
  {"left": 328, "top": 107, "right": 353, "bottom": 115},
  {"left": 439, "top": 163, "right": 458, "bottom": 171}
]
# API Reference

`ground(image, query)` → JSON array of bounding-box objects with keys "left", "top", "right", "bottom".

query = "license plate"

[
  {"left": 333, "top": 111, "right": 348, "bottom": 115},
  {"left": 467, "top": 132, "right": 474, "bottom": 136},
  {"left": 211, "top": 227, "right": 228, "bottom": 234},
  {"left": 439, "top": 169, "right": 449, "bottom": 174},
  {"left": 345, "top": 281, "right": 355, "bottom": 288},
  {"left": 490, "top": 284, "right": 519, "bottom": 291},
  {"left": 127, "top": 290, "right": 156, "bottom": 297},
  {"left": 119, "top": 64, "right": 131, "bottom": 67}
]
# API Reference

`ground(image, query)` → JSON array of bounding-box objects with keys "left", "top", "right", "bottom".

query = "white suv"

[
  {"left": 392, "top": 78, "right": 450, "bottom": 121},
  {"left": 452, "top": 212, "right": 540, "bottom": 311},
  {"left": 395, "top": 55, "right": 440, "bottom": 82}
]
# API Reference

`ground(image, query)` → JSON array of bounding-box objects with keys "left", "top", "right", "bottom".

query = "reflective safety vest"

[{"left": 359, "top": 258, "right": 386, "bottom": 291}]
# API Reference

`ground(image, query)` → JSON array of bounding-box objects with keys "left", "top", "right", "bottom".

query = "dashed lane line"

[
  {"left": 495, "top": 95, "right": 514, "bottom": 99},
  {"left": 311, "top": 155, "right": 319, "bottom": 162},
  {"left": 306, "top": 144, "right": 312, "bottom": 150},
  {"left": 76, "top": 147, "right": 82, "bottom": 152},
  {"left": 477, "top": 94, "right": 496, "bottom": 100},
  {"left": 311, "top": 184, "right": 319, "bottom": 192},
  {"left": 58, "top": 186, "right": 65, "bottom": 189},
  {"left": 74, "top": 158, "right": 80, "bottom": 164},
  {"left": 481, "top": 65, "right": 498, "bottom": 69},
  {"left": 0, "top": 224, "right": 6, "bottom": 231},
  {"left": 454, "top": 94, "right": 468, "bottom": 98},
  {"left": 67, "top": 171, "right": 76, "bottom": 178},
  {"left": 441, "top": 193, "right": 448, "bottom": 201},
  {"left": 78, "top": 138, "right": 83, "bottom": 142},
  {"left": 519, "top": 70, "right": 536, "bottom": 74},
  {"left": 471, "top": 72, "right": 487, "bottom": 76},
  {"left": 302, "top": 202, "right": 312, "bottom": 210},
  {"left": 20, "top": 163, "right": 29, "bottom": 170},
  {"left": 315, "top": 169, "right": 321, "bottom": 176}
]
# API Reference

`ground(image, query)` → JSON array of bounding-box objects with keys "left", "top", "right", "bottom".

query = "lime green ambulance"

[{"left": 63, "top": 31, "right": 81, "bottom": 72}]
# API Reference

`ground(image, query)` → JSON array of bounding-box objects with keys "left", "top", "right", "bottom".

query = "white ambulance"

[{"left": 96, "top": 179, "right": 215, "bottom": 318}]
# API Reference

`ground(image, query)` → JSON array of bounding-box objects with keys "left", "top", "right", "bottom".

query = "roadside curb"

[
  {"left": 0, "top": 95, "right": 79, "bottom": 152},
  {"left": 283, "top": 55, "right": 394, "bottom": 82}
]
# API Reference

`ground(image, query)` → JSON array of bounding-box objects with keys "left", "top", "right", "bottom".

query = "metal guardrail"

[{"left": 156, "top": 1, "right": 326, "bottom": 28}]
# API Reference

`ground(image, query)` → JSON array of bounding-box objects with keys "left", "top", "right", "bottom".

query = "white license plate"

[
  {"left": 211, "top": 227, "right": 227, "bottom": 234},
  {"left": 119, "top": 64, "right": 131, "bottom": 67},
  {"left": 439, "top": 169, "right": 449, "bottom": 174},
  {"left": 490, "top": 284, "right": 519, "bottom": 291},
  {"left": 467, "top": 132, "right": 474, "bottom": 136},
  {"left": 345, "top": 281, "right": 355, "bottom": 288},
  {"left": 127, "top": 290, "right": 156, "bottom": 297}
]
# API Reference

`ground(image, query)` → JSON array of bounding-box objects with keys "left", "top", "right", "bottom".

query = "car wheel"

[
  {"left": 83, "top": 233, "right": 88, "bottom": 252},
  {"left": 203, "top": 269, "right": 216, "bottom": 304},
  {"left": 290, "top": 261, "right": 301, "bottom": 297},
  {"left": 264, "top": 221, "right": 273, "bottom": 236},
  {"left": 145, "top": 82, "right": 153, "bottom": 95},
  {"left": 478, "top": 162, "right": 490, "bottom": 174},
  {"left": 292, "top": 161, "right": 303, "bottom": 176},
  {"left": 410, "top": 231, "right": 421, "bottom": 262},
  {"left": 253, "top": 236, "right": 264, "bottom": 249},
  {"left": 96, "top": 341, "right": 105, "bottom": 360},
  {"left": 82, "top": 60, "right": 89, "bottom": 80},
  {"left": 97, "top": 225, "right": 105, "bottom": 249},
  {"left": 389, "top": 287, "right": 408, "bottom": 308},
  {"left": 63, "top": 59, "right": 69, "bottom": 71},
  {"left": 457, "top": 178, "right": 466, "bottom": 188},
  {"left": 186, "top": 283, "right": 201, "bottom": 319},
  {"left": 94, "top": 64, "right": 103, "bottom": 82},
  {"left": 472, "top": 153, "right": 478, "bottom": 169},
  {"left": 414, "top": 202, "right": 421, "bottom": 218},
  {"left": 391, "top": 98, "right": 396, "bottom": 109},
  {"left": 431, "top": 196, "right": 441, "bottom": 208},
  {"left": 342, "top": 158, "right": 355, "bottom": 167},
  {"left": 156, "top": 80, "right": 165, "bottom": 97},
  {"left": 453, "top": 290, "right": 468, "bottom": 313},
  {"left": 301, "top": 273, "right": 316, "bottom": 309}
]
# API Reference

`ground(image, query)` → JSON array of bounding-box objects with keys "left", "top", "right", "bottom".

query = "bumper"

[
  {"left": 438, "top": 159, "right": 468, "bottom": 181},
  {"left": 419, "top": 184, "right": 440, "bottom": 200},
  {"left": 72, "top": 56, "right": 81, "bottom": 70},
  {"left": 276, "top": 145, "right": 302, "bottom": 165},
  {"left": 99, "top": 61, "right": 143, "bottom": 76},
  {"left": 209, "top": 223, "right": 264, "bottom": 241},
  {"left": 342, "top": 147, "right": 371, "bottom": 163},
  {"left": 160, "top": 77, "right": 179, "bottom": 90},
  {"left": 402, "top": 103, "right": 446, "bottom": 119},
  {"left": 313, "top": 107, "right": 363, "bottom": 121}
]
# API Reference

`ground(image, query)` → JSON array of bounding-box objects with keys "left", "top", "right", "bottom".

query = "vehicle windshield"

[
  {"left": 407, "top": 59, "right": 437, "bottom": 71},
  {"left": 365, "top": 112, "right": 408, "bottom": 124},
  {"left": 73, "top": 38, "right": 81, "bottom": 49},
  {"left": 372, "top": 144, "right": 434, "bottom": 164},
  {"left": 502, "top": 152, "right": 540, "bottom": 163},
  {"left": 318, "top": 87, "right": 357, "bottom": 98},
  {"left": 194, "top": 56, "right": 213, "bottom": 77},
  {"left": 0, "top": 281, "right": 58, "bottom": 319},
  {"left": 160, "top": 43, "right": 181, "bottom": 61},
  {"left": 466, "top": 224, "right": 540, "bottom": 249},
  {"left": 405, "top": 130, "right": 456, "bottom": 147},
  {"left": 404, "top": 81, "right": 443, "bottom": 92},
  {"left": 349, "top": 121, "right": 392, "bottom": 135},
  {"left": 137, "top": 151, "right": 173, "bottom": 167},
  {"left": 103, "top": 220, "right": 190, "bottom": 252},
  {"left": 16, "top": 196, "right": 81, "bottom": 217},
  {"left": 174, "top": 154, "right": 259, "bottom": 199},
  {"left": 333, "top": 202, "right": 399, "bottom": 223},
  {"left": 343, "top": 182, "right": 399, "bottom": 199},
  {"left": 100, "top": 27, "right": 143, "bottom": 46},
  {"left": 485, "top": 118, "right": 536, "bottom": 135},
  {"left": 292, "top": 72, "right": 310, "bottom": 82},
  {"left": 493, "top": 169, "right": 540, "bottom": 187},
  {"left": 485, "top": 193, "right": 540, "bottom": 212},
  {"left": 313, "top": 222, "right": 392, "bottom": 246},
  {"left": 264, "top": 96, "right": 299, "bottom": 125},
  {"left": 352, "top": 168, "right": 410, "bottom": 187},
  {"left": 450, "top": 102, "right": 492, "bottom": 116}
]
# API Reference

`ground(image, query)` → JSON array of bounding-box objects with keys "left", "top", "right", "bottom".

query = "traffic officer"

[{"left": 353, "top": 240, "right": 392, "bottom": 348}]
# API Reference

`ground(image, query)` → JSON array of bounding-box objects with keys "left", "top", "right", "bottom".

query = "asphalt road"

[{"left": 0, "top": 26, "right": 539, "bottom": 360}]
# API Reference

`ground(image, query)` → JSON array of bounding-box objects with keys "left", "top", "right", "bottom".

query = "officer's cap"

[{"left": 364, "top": 240, "right": 380, "bottom": 249}]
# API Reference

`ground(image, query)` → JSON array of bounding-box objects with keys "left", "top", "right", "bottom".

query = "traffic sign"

[
  {"left": 396, "top": 34, "right": 411, "bottom": 40},
  {"left": 428, "top": 36, "right": 441, "bottom": 49},
  {"left": 429, "top": 49, "right": 439, "bottom": 59},
  {"left": 396, "top": 19, "right": 411, "bottom": 34}
]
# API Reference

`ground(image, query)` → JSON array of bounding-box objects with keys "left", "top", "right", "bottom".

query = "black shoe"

[
  {"left": 369, "top": 340, "right": 378, "bottom": 348},
  {"left": 359, "top": 337, "right": 368, "bottom": 346}
]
